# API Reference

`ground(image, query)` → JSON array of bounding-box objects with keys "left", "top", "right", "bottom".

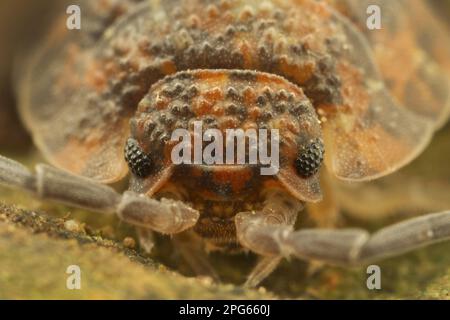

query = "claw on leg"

[
  {"left": 245, "top": 256, "right": 282, "bottom": 288},
  {"left": 173, "top": 231, "right": 220, "bottom": 281},
  {"left": 136, "top": 227, "right": 155, "bottom": 254}
]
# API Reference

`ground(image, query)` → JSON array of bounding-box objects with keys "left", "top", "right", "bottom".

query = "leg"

[
  {"left": 244, "top": 256, "right": 283, "bottom": 288},
  {"left": 136, "top": 227, "right": 155, "bottom": 254},
  {"left": 172, "top": 230, "right": 219, "bottom": 281},
  {"left": 236, "top": 196, "right": 450, "bottom": 266},
  {"left": 240, "top": 188, "right": 303, "bottom": 287},
  {"left": 0, "top": 155, "right": 199, "bottom": 234}
]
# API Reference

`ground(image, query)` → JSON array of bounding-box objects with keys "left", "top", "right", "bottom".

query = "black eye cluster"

[
  {"left": 124, "top": 139, "right": 152, "bottom": 178},
  {"left": 295, "top": 138, "right": 325, "bottom": 178}
]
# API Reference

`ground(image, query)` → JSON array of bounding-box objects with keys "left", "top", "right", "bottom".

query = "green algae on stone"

[{"left": 419, "top": 269, "right": 450, "bottom": 300}]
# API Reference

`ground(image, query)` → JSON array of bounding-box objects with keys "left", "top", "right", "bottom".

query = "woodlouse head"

[{"left": 126, "top": 69, "right": 324, "bottom": 203}]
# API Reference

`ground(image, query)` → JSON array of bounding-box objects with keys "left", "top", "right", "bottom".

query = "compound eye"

[
  {"left": 295, "top": 138, "right": 325, "bottom": 178},
  {"left": 124, "top": 138, "right": 152, "bottom": 178}
]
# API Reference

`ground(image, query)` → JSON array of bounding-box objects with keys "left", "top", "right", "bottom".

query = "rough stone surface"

[{"left": 0, "top": 204, "right": 273, "bottom": 299}]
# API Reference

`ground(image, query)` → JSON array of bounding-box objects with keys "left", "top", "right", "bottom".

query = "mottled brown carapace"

[{"left": 17, "top": 0, "right": 450, "bottom": 251}]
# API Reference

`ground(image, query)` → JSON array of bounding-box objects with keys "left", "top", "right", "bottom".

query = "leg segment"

[
  {"left": 0, "top": 155, "right": 199, "bottom": 234},
  {"left": 244, "top": 256, "right": 283, "bottom": 288},
  {"left": 173, "top": 231, "right": 219, "bottom": 281},
  {"left": 136, "top": 227, "right": 155, "bottom": 254}
]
